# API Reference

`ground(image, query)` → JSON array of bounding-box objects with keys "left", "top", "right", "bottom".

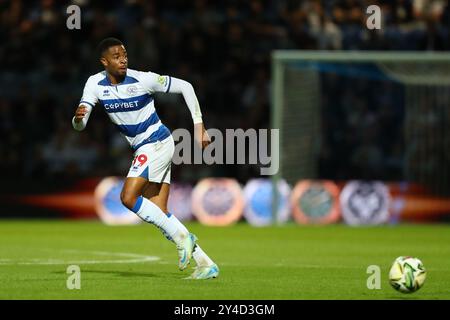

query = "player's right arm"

[
  {"left": 72, "top": 104, "right": 93, "bottom": 131},
  {"left": 72, "top": 77, "right": 97, "bottom": 131}
]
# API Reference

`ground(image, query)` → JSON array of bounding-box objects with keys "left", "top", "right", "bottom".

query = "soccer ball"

[{"left": 389, "top": 256, "right": 426, "bottom": 293}]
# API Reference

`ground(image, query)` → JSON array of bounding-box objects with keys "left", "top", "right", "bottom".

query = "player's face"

[{"left": 101, "top": 45, "right": 128, "bottom": 77}]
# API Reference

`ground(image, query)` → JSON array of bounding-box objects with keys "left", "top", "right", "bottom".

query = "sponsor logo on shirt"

[{"left": 104, "top": 100, "right": 140, "bottom": 111}]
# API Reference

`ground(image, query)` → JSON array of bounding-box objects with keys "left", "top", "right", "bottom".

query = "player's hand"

[
  {"left": 194, "top": 122, "right": 211, "bottom": 149},
  {"left": 74, "top": 105, "right": 88, "bottom": 123}
]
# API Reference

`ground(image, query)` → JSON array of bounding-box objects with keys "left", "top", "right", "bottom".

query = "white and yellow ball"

[{"left": 389, "top": 256, "right": 426, "bottom": 293}]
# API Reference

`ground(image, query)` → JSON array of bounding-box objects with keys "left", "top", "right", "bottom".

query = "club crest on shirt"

[
  {"left": 103, "top": 89, "right": 110, "bottom": 97},
  {"left": 127, "top": 85, "right": 138, "bottom": 96}
]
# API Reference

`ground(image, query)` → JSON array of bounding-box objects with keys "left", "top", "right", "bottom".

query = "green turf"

[{"left": 0, "top": 220, "right": 449, "bottom": 300}]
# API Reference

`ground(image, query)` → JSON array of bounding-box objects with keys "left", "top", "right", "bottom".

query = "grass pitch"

[{"left": 0, "top": 220, "right": 449, "bottom": 300}]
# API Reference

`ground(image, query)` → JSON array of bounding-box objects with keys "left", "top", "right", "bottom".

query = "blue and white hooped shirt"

[{"left": 79, "top": 69, "right": 172, "bottom": 151}]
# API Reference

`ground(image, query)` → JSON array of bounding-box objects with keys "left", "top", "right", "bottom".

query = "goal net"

[{"left": 272, "top": 51, "right": 450, "bottom": 197}]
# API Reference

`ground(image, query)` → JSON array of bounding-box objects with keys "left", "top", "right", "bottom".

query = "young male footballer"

[{"left": 72, "top": 38, "right": 219, "bottom": 279}]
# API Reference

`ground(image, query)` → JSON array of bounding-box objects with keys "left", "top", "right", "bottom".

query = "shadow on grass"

[{"left": 51, "top": 269, "right": 162, "bottom": 278}]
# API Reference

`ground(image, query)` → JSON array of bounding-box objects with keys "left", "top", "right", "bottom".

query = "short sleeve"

[
  {"left": 139, "top": 71, "right": 172, "bottom": 93},
  {"left": 79, "top": 77, "right": 98, "bottom": 108}
]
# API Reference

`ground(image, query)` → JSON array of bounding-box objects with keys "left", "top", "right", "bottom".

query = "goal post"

[{"left": 271, "top": 50, "right": 450, "bottom": 222}]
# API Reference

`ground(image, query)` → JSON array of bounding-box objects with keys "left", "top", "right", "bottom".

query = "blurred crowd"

[
  {"left": 318, "top": 73, "right": 405, "bottom": 180},
  {"left": 0, "top": 0, "right": 449, "bottom": 182}
]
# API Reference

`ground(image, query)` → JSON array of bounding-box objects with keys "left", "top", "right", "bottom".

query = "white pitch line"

[
  {"left": 218, "top": 262, "right": 360, "bottom": 269},
  {"left": 0, "top": 250, "right": 160, "bottom": 266}
]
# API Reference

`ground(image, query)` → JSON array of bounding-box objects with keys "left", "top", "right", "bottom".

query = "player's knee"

[{"left": 120, "top": 191, "right": 138, "bottom": 211}]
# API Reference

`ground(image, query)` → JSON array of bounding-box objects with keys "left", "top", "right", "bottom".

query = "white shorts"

[{"left": 127, "top": 136, "right": 175, "bottom": 184}]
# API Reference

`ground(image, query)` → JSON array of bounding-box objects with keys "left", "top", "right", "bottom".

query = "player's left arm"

[
  {"left": 142, "top": 72, "right": 210, "bottom": 149},
  {"left": 168, "top": 77, "right": 211, "bottom": 149}
]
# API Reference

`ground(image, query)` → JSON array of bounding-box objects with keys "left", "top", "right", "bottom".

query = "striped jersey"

[{"left": 79, "top": 69, "right": 172, "bottom": 151}]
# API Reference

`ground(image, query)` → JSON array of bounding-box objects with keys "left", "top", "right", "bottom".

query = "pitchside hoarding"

[
  {"left": 191, "top": 178, "right": 245, "bottom": 226},
  {"left": 1, "top": 178, "right": 450, "bottom": 224},
  {"left": 243, "top": 179, "right": 291, "bottom": 226}
]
